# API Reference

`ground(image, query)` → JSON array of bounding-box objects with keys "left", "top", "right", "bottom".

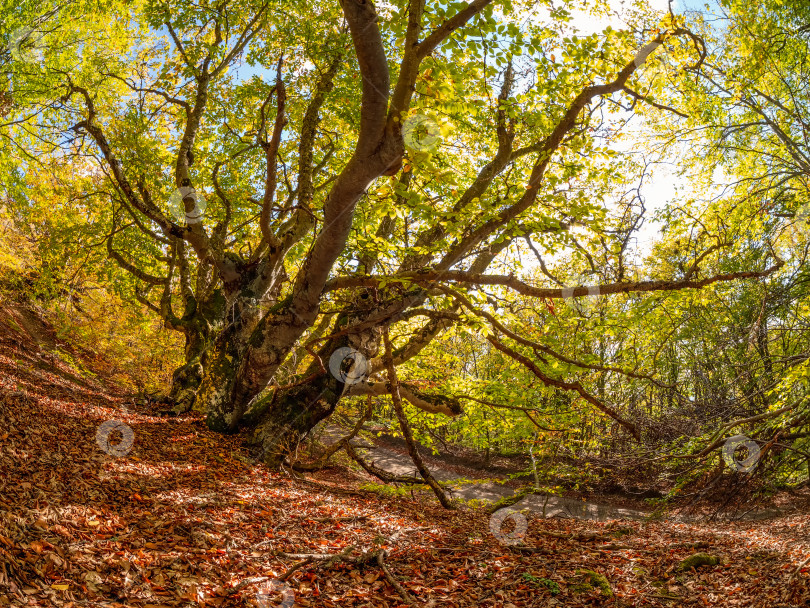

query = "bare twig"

[{"left": 377, "top": 549, "right": 417, "bottom": 605}]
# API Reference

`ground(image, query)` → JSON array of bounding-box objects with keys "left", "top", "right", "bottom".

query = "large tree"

[{"left": 2, "top": 0, "right": 780, "bottom": 470}]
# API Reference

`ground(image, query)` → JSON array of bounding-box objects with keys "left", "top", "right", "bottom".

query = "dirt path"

[
  {"left": 323, "top": 427, "right": 649, "bottom": 521},
  {"left": 340, "top": 430, "right": 796, "bottom": 523}
]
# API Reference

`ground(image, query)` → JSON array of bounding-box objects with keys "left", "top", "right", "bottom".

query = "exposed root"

[{"left": 277, "top": 544, "right": 417, "bottom": 605}]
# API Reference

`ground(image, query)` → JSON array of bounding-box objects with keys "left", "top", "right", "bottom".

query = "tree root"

[
  {"left": 277, "top": 545, "right": 416, "bottom": 605},
  {"left": 282, "top": 469, "right": 369, "bottom": 496}
]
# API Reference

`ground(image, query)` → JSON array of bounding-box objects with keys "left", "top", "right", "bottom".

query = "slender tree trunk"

[{"left": 382, "top": 328, "right": 454, "bottom": 509}]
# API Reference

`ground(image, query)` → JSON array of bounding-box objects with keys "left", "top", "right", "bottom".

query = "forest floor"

[
  {"left": 1, "top": 302, "right": 810, "bottom": 608},
  {"left": 352, "top": 431, "right": 807, "bottom": 523},
  {"left": 332, "top": 432, "right": 650, "bottom": 521}
]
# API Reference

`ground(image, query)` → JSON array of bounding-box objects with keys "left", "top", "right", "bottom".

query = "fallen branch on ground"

[
  {"left": 225, "top": 575, "right": 270, "bottom": 596},
  {"left": 277, "top": 545, "right": 416, "bottom": 605}
]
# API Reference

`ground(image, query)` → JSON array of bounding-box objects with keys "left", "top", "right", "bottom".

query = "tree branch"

[
  {"left": 487, "top": 335, "right": 640, "bottom": 440},
  {"left": 346, "top": 380, "right": 462, "bottom": 416},
  {"left": 324, "top": 263, "right": 784, "bottom": 298},
  {"left": 383, "top": 327, "right": 454, "bottom": 508}
]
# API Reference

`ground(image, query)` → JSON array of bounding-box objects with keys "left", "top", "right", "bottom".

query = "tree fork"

[{"left": 248, "top": 376, "right": 345, "bottom": 468}]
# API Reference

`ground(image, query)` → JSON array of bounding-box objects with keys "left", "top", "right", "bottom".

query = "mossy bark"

[
  {"left": 199, "top": 334, "right": 244, "bottom": 432},
  {"left": 167, "top": 359, "right": 204, "bottom": 413},
  {"left": 676, "top": 553, "right": 720, "bottom": 572},
  {"left": 200, "top": 296, "right": 381, "bottom": 466},
  {"left": 246, "top": 314, "right": 377, "bottom": 467},
  {"left": 248, "top": 371, "right": 344, "bottom": 467},
  {"left": 167, "top": 289, "right": 227, "bottom": 414},
  {"left": 196, "top": 284, "right": 268, "bottom": 432},
  {"left": 487, "top": 486, "right": 544, "bottom": 514},
  {"left": 166, "top": 327, "right": 206, "bottom": 413}
]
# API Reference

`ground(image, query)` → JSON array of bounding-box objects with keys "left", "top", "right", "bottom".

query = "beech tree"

[{"left": 2, "top": 0, "right": 781, "bottom": 471}]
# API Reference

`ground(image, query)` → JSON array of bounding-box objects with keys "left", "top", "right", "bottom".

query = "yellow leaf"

[
  {"left": 51, "top": 584, "right": 69, "bottom": 591},
  {"left": 88, "top": 520, "right": 100, "bottom": 527}
]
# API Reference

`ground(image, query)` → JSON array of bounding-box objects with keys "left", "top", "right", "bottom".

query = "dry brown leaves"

[{"left": 0, "top": 313, "right": 809, "bottom": 607}]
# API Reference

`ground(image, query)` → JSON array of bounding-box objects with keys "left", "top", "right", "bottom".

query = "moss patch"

[
  {"left": 570, "top": 570, "right": 612, "bottom": 597},
  {"left": 676, "top": 553, "right": 720, "bottom": 572}
]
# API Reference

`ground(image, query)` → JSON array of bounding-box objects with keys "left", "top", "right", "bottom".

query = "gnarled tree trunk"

[
  {"left": 165, "top": 286, "right": 227, "bottom": 414},
  {"left": 245, "top": 305, "right": 381, "bottom": 465},
  {"left": 166, "top": 330, "right": 206, "bottom": 414}
]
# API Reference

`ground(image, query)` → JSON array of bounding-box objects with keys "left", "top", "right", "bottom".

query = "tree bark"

[
  {"left": 244, "top": 303, "right": 381, "bottom": 465},
  {"left": 199, "top": 310, "right": 254, "bottom": 431},
  {"left": 247, "top": 371, "right": 345, "bottom": 467},
  {"left": 167, "top": 330, "right": 206, "bottom": 414},
  {"left": 165, "top": 287, "right": 228, "bottom": 414}
]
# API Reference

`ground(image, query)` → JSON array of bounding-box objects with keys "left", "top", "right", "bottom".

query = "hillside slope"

[{"left": 0, "top": 304, "right": 809, "bottom": 607}]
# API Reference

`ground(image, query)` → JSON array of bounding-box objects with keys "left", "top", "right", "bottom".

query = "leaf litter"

[{"left": 0, "top": 309, "right": 809, "bottom": 608}]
